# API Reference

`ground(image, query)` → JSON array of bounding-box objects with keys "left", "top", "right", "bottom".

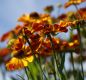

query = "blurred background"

[{"left": 0, "top": 0, "right": 86, "bottom": 80}]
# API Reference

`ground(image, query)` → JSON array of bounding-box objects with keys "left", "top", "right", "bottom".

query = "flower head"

[
  {"left": 44, "top": 5, "right": 54, "bottom": 13},
  {"left": 6, "top": 46, "right": 34, "bottom": 70},
  {"left": 18, "top": 12, "right": 52, "bottom": 24},
  {"left": 0, "top": 48, "right": 11, "bottom": 57},
  {"left": 64, "top": 0, "right": 86, "bottom": 8}
]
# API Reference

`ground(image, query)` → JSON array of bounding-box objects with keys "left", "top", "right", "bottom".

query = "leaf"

[
  {"left": 75, "top": 71, "right": 84, "bottom": 80},
  {"left": 58, "top": 53, "right": 65, "bottom": 72},
  {"left": 10, "top": 76, "right": 17, "bottom": 80},
  {"left": 17, "top": 74, "right": 25, "bottom": 80},
  {"left": 27, "top": 61, "right": 43, "bottom": 80},
  {"left": 57, "top": 53, "right": 66, "bottom": 80}
]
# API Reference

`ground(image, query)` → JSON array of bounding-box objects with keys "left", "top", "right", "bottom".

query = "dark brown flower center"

[
  {"left": 29, "top": 12, "right": 40, "bottom": 19},
  {"left": 14, "top": 50, "right": 25, "bottom": 58}
]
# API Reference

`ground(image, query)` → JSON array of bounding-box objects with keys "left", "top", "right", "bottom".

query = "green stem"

[
  {"left": 70, "top": 52, "right": 75, "bottom": 79},
  {"left": 74, "top": 5, "right": 82, "bottom": 19},
  {"left": 63, "top": 67, "right": 67, "bottom": 80},
  {"left": 77, "top": 25, "right": 84, "bottom": 80},
  {"left": 74, "top": 5, "right": 84, "bottom": 80},
  {"left": 47, "top": 34, "right": 57, "bottom": 61},
  {"left": 47, "top": 34, "right": 66, "bottom": 80},
  {"left": 47, "top": 34, "right": 57, "bottom": 80},
  {"left": 24, "top": 68, "right": 29, "bottom": 80},
  {"left": 27, "top": 67, "right": 36, "bottom": 80},
  {"left": 62, "top": 53, "right": 67, "bottom": 80}
]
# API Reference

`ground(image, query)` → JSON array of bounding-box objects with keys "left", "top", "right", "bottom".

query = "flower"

[
  {"left": 0, "top": 25, "right": 23, "bottom": 42},
  {"left": 6, "top": 46, "right": 34, "bottom": 70},
  {"left": 29, "top": 12, "right": 40, "bottom": 19},
  {"left": 57, "top": 14, "right": 67, "bottom": 21},
  {"left": 29, "top": 33, "right": 42, "bottom": 52},
  {"left": 37, "top": 37, "right": 61, "bottom": 56},
  {"left": 11, "top": 36, "right": 25, "bottom": 51},
  {"left": 38, "top": 38, "right": 52, "bottom": 56},
  {"left": 76, "top": 7, "right": 86, "bottom": 20},
  {"left": 0, "top": 31, "right": 13, "bottom": 42},
  {"left": 42, "top": 23, "right": 54, "bottom": 34},
  {"left": 60, "top": 40, "right": 68, "bottom": 51},
  {"left": 54, "top": 21, "right": 68, "bottom": 32},
  {"left": 32, "top": 22, "right": 44, "bottom": 32},
  {"left": 18, "top": 12, "right": 52, "bottom": 24},
  {"left": 44, "top": 5, "right": 54, "bottom": 13},
  {"left": 0, "top": 48, "right": 11, "bottom": 57},
  {"left": 64, "top": 0, "right": 86, "bottom": 8},
  {"left": 68, "top": 34, "right": 80, "bottom": 53}
]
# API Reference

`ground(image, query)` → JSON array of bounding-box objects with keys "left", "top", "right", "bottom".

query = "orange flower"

[
  {"left": 71, "top": 34, "right": 80, "bottom": 46},
  {"left": 68, "top": 42, "right": 75, "bottom": 48},
  {"left": 13, "top": 25, "right": 23, "bottom": 35},
  {"left": 11, "top": 37, "right": 24, "bottom": 51},
  {"left": 32, "top": 21, "right": 70, "bottom": 35},
  {"left": 60, "top": 40, "right": 69, "bottom": 51},
  {"left": 6, "top": 46, "right": 34, "bottom": 70},
  {"left": 68, "top": 34, "right": 80, "bottom": 49},
  {"left": 23, "top": 27, "right": 33, "bottom": 37},
  {"left": 0, "top": 25, "right": 23, "bottom": 42},
  {"left": 37, "top": 38, "right": 61, "bottom": 56},
  {"left": 72, "top": 34, "right": 79, "bottom": 41},
  {"left": 57, "top": 14, "right": 67, "bottom": 20},
  {"left": 0, "top": 31, "right": 13, "bottom": 42},
  {"left": 30, "top": 33, "right": 42, "bottom": 51},
  {"left": 54, "top": 21, "right": 69, "bottom": 32},
  {"left": 32, "top": 22, "right": 54, "bottom": 35},
  {"left": 43, "top": 23, "right": 54, "bottom": 34},
  {"left": 0, "top": 48, "right": 11, "bottom": 57},
  {"left": 76, "top": 7, "right": 86, "bottom": 20},
  {"left": 64, "top": 0, "right": 86, "bottom": 8},
  {"left": 32, "top": 22, "right": 44, "bottom": 32},
  {"left": 18, "top": 12, "right": 52, "bottom": 24},
  {"left": 38, "top": 38, "right": 52, "bottom": 56}
]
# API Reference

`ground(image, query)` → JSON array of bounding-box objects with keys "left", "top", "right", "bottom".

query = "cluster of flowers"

[
  {"left": 0, "top": 0, "right": 86, "bottom": 80},
  {"left": 0, "top": 11, "right": 84, "bottom": 70}
]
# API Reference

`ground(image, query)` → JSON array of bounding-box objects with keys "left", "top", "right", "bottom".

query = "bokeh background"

[{"left": 0, "top": 0, "right": 86, "bottom": 80}]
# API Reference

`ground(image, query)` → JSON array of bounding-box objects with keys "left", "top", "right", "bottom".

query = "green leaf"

[
  {"left": 17, "top": 74, "right": 25, "bottom": 80},
  {"left": 27, "top": 61, "right": 43, "bottom": 80},
  {"left": 75, "top": 71, "right": 84, "bottom": 80}
]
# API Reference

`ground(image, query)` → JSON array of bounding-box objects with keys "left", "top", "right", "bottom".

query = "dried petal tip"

[
  {"left": 44, "top": 5, "right": 54, "bottom": 13},
  {"left": 29, "top": 12, "right": 40, "bottom": 19}
]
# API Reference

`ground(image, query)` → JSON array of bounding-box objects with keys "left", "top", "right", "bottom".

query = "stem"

[
  {"left": 24, "top": 68, "right": 29, "bottom": 80},
  {"left": 70, "top": 52, "right": 75, "bottom": 79},
  {"left": 26, "top": 67, "right": 36, "bottom": 80},
  {"left": 77, "top": 25, "right": 84, "bottom": 79},
  {"left": 62, "top": 53, "right": 67, "bottom": 80},
  {"left": 38, "top": 57, "right": 49, "bottom": 80},
  {"left": 47, "top": 34, "right": 66, "bottom": 80},
  {"left": 74, "top": 5, "right": 84, "bottom": 80},
  {"left": 23, "top": 34, "right": 48, "bottom": 80},
  {"left": 63, "top": 67, "right": 67, "bottom": 80},
  {"left": 74, "top": 5, "right": 82, "bottom": 19},
  {"left": 47, "top": 34, "right": 57, "bottom": 61},
  {"left": 47, "top": 34, "right": 57, "bottom": 80}
]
